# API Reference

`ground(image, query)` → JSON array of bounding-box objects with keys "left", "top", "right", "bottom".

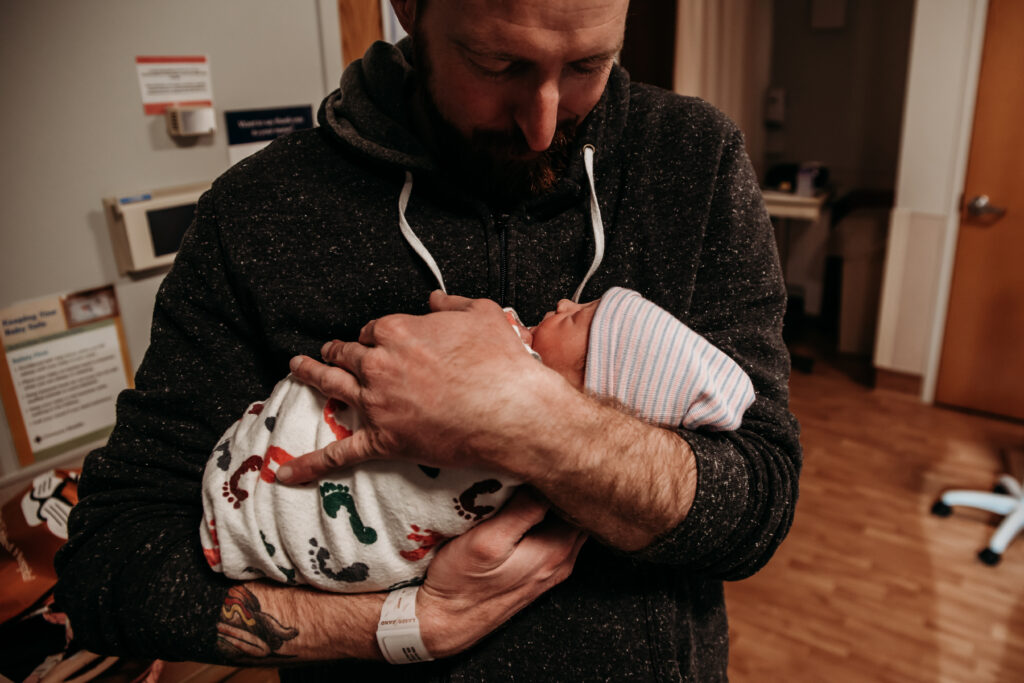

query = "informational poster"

[
  {"left": 135, "top": 55, "right": 213, "bottom": 115},
  {"left": 0, "top": 286, "right": 133, "bottom": 467},
  {"left": 224, "top": 105, "right": 314, "bottom": 165}
]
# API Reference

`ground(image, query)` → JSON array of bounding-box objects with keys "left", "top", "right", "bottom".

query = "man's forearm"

[
  {"left": 517, "top": 385, "right": 698, "bottom": 552},
  {"left": 216, "top": 582, "right": 385, "bottom": 663},
  {"left": 213, "top": 489, "right": 584, "bottom": 665}
]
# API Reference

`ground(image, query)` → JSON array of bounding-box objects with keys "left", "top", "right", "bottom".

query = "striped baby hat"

[{"left": 584, "top": 287, "right": 756, "bottom": 430}]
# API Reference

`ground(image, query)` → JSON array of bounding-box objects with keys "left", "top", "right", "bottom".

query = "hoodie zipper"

[
  {"left": 395, "top": 145, "right": 605, "bottom": 306},
  {"left": 498, "top": 214, "right": 510, "bottom": 306}
]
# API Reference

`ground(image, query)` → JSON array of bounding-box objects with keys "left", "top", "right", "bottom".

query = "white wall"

[
  {"left": 0, "top": 1, "right": 341, "bottom": 478},
  {"left": 874, "top": 0, "right": 989, "bottom": 388},
  {"left": 764, "top": 0, "right": 913, "bottom": 319},
  {"left": 673, "top": 0, "right": 774, "bottom": 180},
  {"left": 767, "top": 0, "right": 914, "bottom": 194}
]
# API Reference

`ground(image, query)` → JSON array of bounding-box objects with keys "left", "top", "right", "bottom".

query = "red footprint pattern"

[
  {"left": 259, "top": 446, "right": 296, "bottom": 484},
  {"left": 399, "top": 525, "right": 450, "bottom": 561},
  {"left": 203, "top": 519, "right": 222, "bottom": 568},
  {"left": 223, "top": 455, "right": 264, "bottom": 509},
  {"left": 324, "top": 398, "right": 353, "bottom": 440}
]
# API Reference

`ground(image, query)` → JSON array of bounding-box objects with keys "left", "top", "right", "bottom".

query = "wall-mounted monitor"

[{"left": 103, "top": 182, "right": 210, "bottom": 275}]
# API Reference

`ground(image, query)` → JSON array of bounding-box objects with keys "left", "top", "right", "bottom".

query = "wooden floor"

[
  {"left": 180, "top": 351, "right": 1024, "bottom": 683},
  {"left": 726, "top": 354, "right": 1024, "bottom": 682}
]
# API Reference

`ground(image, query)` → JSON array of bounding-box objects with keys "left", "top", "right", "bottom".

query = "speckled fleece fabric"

[{"left": 55, "top": 40, "right": 800, "bottom": 681}]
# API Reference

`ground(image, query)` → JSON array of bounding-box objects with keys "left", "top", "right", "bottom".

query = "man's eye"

[
  {"left": 568, "top": 60, "right": 611, "bottom": 76},
  {"left": 472, "top": 57, "right": 516, "bottom": 77}
]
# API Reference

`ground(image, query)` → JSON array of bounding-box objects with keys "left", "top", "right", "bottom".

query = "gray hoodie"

[{"left": 55, "top": 40, "right": 800, "bottom": 682}]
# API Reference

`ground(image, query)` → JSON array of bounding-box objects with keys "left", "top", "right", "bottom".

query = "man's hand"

[
  {"left": 233, "top": 489, "right": 585, "bottom": 662},
  {"left": 278, "top": 290, "right": 557, "bottom": 484},
  {"left": 418, "top": 488, "right": 587, "bottom": 658}
]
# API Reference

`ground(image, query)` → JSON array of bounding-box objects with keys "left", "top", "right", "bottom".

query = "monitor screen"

[{"left": 146, "top": 204, "right": 196, "bottom": 257}]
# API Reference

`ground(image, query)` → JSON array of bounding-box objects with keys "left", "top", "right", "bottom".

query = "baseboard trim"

[{"left": 873, "top": 368, "right": 922, "bottom": 395}]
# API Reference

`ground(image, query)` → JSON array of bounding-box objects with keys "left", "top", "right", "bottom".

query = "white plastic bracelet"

[{"left": 376, "top": 586, "right": 435, "bottom": 664}]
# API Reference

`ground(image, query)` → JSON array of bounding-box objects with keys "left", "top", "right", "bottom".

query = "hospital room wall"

[{"left": 0, "top": 1, "right": 342, "bottom": 477}]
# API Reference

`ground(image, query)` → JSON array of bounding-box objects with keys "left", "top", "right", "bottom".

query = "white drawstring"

[
  {"left": 572, "top": 144, "right": 605, "bottom": 303},
  {"left": 396, "top": 145, "right": 606, "bottom": 302},
  {"left": 398, "top": 171, "right": 447, "bottom": 293}
]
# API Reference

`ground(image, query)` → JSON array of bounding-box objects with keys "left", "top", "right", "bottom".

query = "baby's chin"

[{"left": 545, "top": 362, "right": 584, "bottom": 392}]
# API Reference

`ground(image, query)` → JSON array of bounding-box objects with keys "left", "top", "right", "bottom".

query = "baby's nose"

[{"left": 556, "top": 299, "right": 578, "bottom": 313}]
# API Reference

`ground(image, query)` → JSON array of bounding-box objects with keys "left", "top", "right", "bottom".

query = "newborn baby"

[{"left": 200, "top": 287, "right": 755, "bottom": 592}]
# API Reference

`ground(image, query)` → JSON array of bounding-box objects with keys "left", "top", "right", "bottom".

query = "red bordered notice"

[{"left": 135, "top": 55, "right": 213, "bottom": 115}]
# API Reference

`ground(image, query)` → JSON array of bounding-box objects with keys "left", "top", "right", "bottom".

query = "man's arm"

[
  {"left": 512, "top": 387, "right": 697, "bottom": 552},
  {"left": 55, "top": 184, "right": 280, "bottom": 659},
  {"left": 213, "top": 491, "right": 584, "bottom": 663}
]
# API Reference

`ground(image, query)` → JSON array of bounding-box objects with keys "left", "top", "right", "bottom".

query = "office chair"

[{"left": 931, "top": 469, "right": 1024, "bottom": 566}]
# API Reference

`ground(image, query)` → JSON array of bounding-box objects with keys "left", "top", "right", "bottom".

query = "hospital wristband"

[{"left": 376, "top": 585, "right": 435, "bottom": 664}]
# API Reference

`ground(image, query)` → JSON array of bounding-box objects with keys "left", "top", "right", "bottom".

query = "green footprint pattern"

[
  {"left": 320, "top": 482, "right": 378, "bottom": 545},
  {"left": 260, "top": 530, "right": 276, "bottom": 556},
  {"left": 259, "top": 531, "right": 296, "bottom": 584}
]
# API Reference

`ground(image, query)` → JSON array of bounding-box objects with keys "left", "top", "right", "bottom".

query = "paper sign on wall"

[
  {"left": 0, "top": 286, "right": 133, "bottom": 467},
  {"left": 224, "top": 105, "right": 314, "bottom": 165},
  {"left": 135, "top": 55, "right": 213, "bottom": 115}
]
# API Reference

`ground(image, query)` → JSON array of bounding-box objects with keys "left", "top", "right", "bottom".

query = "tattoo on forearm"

[{"left": 217, "top": 585, "right": 299, "bottom": 660}]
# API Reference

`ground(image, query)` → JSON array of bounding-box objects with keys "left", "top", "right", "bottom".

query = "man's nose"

[{"left": 515, "top": 77, "right": 560, "bottom": 152}]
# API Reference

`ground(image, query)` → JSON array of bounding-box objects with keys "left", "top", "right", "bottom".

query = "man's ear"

[{"left": 390, "top": 0, "right": 418, "bottom": 34}]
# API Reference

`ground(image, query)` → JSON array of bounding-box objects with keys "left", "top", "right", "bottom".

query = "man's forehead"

[
  {"left": 452, "top": 0, "right": 630, "bottom": 27},
  {"left": 430, "top": 0, "right": 629, "bottom": 50}
]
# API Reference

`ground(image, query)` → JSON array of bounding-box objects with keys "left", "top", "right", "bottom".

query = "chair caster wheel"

[
  {"left": 978, "top": 548, "right": 1001, "bottom": 566},
  {"left": 931, "top": 500, "right": 952, "bottom": 517}
]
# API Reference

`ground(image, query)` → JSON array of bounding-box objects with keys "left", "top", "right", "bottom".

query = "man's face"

[{"left": 406, "top": 0, "right": 628, "bottom": 203}]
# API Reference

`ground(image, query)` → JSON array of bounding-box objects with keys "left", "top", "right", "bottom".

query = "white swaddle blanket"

[{"left": 200, "top": 375, "right": 518, "bottom": 592}]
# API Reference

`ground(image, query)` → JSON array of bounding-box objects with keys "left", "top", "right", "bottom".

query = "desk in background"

[
  {"left": 762, "top": 189, "right": 827, "bottom": 222},
  {"left": 762, "top": 189, "right": 829, "bottom": 372},
  {"left": 762, "top": 189, "right": 830, "bottom": 314}
]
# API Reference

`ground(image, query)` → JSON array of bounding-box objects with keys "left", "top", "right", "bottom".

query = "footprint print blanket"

[
  {"left": 199, "top": 375, "right": 517, "bottom": 592},
  {"left": 199, "top": 311, "right": 536, "bottom": 593}
]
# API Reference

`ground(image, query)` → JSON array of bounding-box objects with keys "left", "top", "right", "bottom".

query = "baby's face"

[{"left": 530, "top": 299, "right": 600, "bottom": 389}]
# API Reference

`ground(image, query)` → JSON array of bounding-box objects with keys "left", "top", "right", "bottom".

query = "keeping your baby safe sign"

[{"left": 0, "top": 286, "right": 133, "bottom": 467}]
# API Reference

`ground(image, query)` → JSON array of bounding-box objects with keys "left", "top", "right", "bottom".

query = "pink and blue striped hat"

[{"left": 584, "top": 287, "right": 755, "bottom": 430}]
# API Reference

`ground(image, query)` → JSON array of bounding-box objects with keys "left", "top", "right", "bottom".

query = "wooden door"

[
  {"left": 338, "top": 0, "right": 383, "bottom": 66},
  {"left": 619, "top": 0, "right": 677, "bottom": 90},
  {"left": 935, "top": 0, "right": 1024, "bottom": 420}
]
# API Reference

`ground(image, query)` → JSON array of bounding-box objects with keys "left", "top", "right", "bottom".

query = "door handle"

[{"left": 966, "top": 195, "right": 1007, "bottom": 218}]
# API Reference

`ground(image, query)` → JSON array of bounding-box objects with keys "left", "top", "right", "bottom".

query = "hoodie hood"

[
  {"left": 316, "top": 39, "right": 632, "bottom": 203},
  {"left": 319, "top": 40, "right": 434, "bottom": 173}
]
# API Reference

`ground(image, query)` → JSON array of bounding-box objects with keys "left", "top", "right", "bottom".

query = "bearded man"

[{"left": 55, "top": 1, "right": 800, "bottom": 680}]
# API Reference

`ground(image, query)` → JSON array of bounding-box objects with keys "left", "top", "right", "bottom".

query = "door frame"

[{"left": 921, "top": 0, "right": 991, "bottom": 404}]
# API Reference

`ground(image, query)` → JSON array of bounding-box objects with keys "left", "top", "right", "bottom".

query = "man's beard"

[{"left": 413, "top": 39, "right": 578, "bottom": 206}]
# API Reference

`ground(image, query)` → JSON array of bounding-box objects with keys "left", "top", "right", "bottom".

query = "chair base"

[
  {"left": 978, "top": 548, "right": 1001, "bottom": 566},
  {"left": 933, "top": 473, "right": 1024, "bottom": 565}
]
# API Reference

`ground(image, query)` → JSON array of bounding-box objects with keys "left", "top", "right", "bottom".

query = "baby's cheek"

[
  {"left": 528, "top": 328, "right": 553, "bottom": 361},
  {"left": 520, "top": 326, "right": 534, "bottom": 346}
]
